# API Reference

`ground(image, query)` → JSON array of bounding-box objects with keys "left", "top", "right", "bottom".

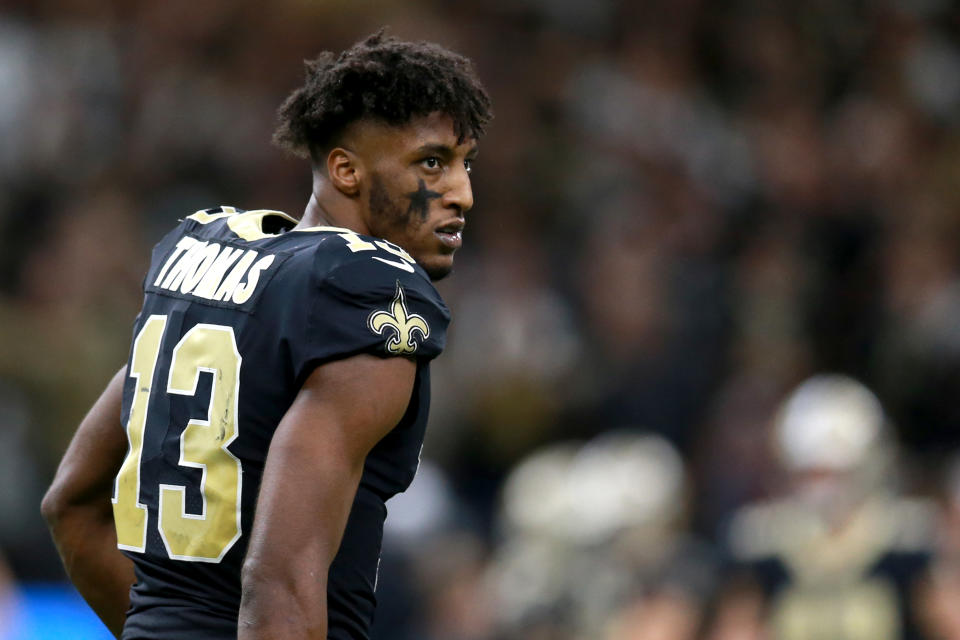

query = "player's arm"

[
  {"left": 40, "top": 367, "right": 136, "bottom": 638},
  {"left": 238, "top": 353, "right": 416, "bottom": 640}
]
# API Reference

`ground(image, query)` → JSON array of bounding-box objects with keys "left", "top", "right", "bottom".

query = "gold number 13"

[{"left": 112, "top": 315, "right": 243, "bottom": 563}]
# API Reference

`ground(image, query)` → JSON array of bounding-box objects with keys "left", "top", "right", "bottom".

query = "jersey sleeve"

[{"left": 292, "top": 256, "right": 451, "bottom": 382}]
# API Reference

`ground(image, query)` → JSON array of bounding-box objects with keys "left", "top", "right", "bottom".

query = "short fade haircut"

[{"left": 273, "top": 30, "right": 492, "bottom": 160}]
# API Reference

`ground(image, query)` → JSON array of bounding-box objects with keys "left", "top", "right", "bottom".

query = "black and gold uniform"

[
  {"left": 112, "top": 207, "right": 449, "bottom": 640},
  {"left": 723, "top": 494, "right": 935, "bottom": 640}
]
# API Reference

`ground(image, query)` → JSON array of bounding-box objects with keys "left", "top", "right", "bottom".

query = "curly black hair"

[{"left": 273, "top": 30, "right": 492, "bottom": 160}]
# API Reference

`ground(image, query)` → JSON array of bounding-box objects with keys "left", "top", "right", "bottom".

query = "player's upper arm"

[{"left": 240, "top": 352, "right": 416, "bottom": 611}]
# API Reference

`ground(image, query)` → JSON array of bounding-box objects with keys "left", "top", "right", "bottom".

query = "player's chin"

[{"left": 419, "top": 254, "right": 455, "bottom": 281}]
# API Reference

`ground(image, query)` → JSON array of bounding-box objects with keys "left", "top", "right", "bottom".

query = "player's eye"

[
  {"left": 464, "top": 159, "right": 473, "bottom": 174},
  {"left": 422, "top": 157, "right": 441, "bottom": 170}
]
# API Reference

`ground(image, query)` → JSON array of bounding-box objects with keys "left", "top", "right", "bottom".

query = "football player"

[
  {"left": 708, "top": 375, "right": 936, "bottom": 640},
  {"left": 40, "top": 31, "right": 491, "bottom": 640}
]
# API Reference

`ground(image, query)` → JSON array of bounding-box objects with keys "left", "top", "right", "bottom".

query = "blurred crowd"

[{"left": 2, "top": 0, "right": 960, "bottom": 638}]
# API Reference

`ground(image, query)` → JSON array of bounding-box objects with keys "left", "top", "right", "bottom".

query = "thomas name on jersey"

[{"left": 150, "top": 235, "right": 282, "bottom": 306}]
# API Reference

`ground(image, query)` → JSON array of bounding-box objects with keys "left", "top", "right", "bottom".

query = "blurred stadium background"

[{"left": 3, "top": 0, "right": 960, "bottom": 638}]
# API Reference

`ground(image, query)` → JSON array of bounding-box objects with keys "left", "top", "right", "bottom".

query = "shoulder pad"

[
  {"left": 183, "top": 205, "right": 245, "bottom": 224},
  {"left": 321, "top": 253, "right": 449, "bottom": 358},
  {"left": 287, "top": 236, "right": 450, "bottom": 379},
  {"left": 183, "top": 207, "right": 299, "bottom": 241},
  {"left": 875, "top": 496, "right": 937, "bottom": 553},
  {"left": 727, "top": 500, "right": 815, "bottom": 561}
]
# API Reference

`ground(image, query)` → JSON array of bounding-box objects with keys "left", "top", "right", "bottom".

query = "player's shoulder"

[
  {"left": 870, "top": 495, "right": 938, "bottom": 553},
  {"left": 178, "top": 205, "right": 298, "bottom": 241},
  {"left": 145, "top": 206, "right": 305, "bottom": 309},
  {"left": 166, "top": 206, "right": 433, "bottom": 287},
  {"left": 290, "top": 228, "right": 450, "bottom": 363},
  {"left": 146, "top": 205, "right": 447, "bottom": 323},
  {"left": 303, "top": 226, "right": 448, "bottom": 315},
  {"left": 726, "top": 494, "right": 937, "bottom": 562},
  {"left": 725, "top": 499, "right": 807, "bottom": 561},
  {"left": 151, "top": 205, "right": 301, "bottom": 256}
]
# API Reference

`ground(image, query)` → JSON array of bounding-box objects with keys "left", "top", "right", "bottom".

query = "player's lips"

[{"left": 434, "top": 220, "right": 464, "bottom": 250}]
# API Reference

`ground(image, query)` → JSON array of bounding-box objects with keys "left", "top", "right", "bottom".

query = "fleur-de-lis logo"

[{"left": 368, "top": 283, "right": 430, "bottom": 355}]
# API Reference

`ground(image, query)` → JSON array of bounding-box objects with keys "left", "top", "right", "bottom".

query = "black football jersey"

[{"left": 112, "top": 207, "right": 450, "bottom": 640}]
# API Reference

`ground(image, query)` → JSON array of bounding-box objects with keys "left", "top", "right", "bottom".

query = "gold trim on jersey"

[
  {"left": 186, "top": 208, "right": 300, "bottom": 241},
  {"left": 293, "top": 224, "right": 354, "bottom": 234},
  {"left": 186, "top": 208, "right": 403, "bottom": 250},
  {"left": 227, "top": 210, "right": 298, "bottom": 241},
  {"left": 185, "top": 206, "right": 238, "bottom": 224}
]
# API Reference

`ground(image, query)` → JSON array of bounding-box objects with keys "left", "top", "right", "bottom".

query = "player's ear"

[{"left": 326, "top": 148, "right": 362, "bottom": 197}]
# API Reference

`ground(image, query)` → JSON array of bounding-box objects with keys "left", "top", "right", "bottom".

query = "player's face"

[{"left": 355, "top": 112, "right": 477, "bottom": 280}]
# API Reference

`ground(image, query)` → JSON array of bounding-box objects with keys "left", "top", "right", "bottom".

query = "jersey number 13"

[{"left": 112, "top": 314, "right": 243, "bottom": 563}]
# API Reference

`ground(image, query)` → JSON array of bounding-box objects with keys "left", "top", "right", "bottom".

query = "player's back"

[{"left": 114, "top": 207, "right": 449, "bottom": 639}]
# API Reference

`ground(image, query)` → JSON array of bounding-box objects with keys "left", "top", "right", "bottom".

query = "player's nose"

[{"left": 443, "top": 170, "right": 473, "bottom": 214}]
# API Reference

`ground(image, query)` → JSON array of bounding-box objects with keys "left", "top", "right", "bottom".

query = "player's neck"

[{"left": 297, "top": 190, "right": 369, "bottom": 235}]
